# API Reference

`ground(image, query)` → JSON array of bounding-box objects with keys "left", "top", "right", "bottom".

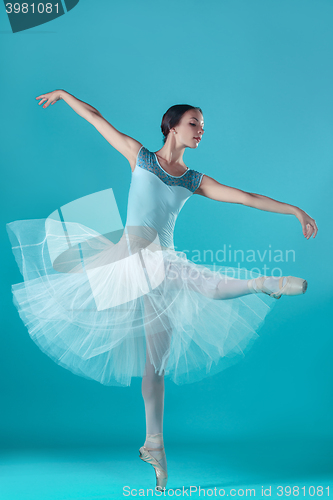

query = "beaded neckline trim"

[{"left": 153, "top": 152, "right": 190, "bottom": 178}]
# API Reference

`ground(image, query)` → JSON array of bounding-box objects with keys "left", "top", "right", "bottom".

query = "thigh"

[{"left": 142, "top": 292, "right": 172, "bottom": 377}]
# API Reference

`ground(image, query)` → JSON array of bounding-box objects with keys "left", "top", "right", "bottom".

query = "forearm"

[
  {"left": 60, "top": 90, "right": 102, "bottom": 123},
  {"left": 246, "top": 192, "right": 300, "bottom": 217}
]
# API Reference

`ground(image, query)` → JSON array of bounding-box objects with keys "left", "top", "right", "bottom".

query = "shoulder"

[
  {"left": 131, "top": 146, "right": 152, "bottom": 172},
  {"left": 137, "top": 145, "right": 152, "bottom": 163},
  {"left": 189, "top": 169, "right": 205, "bottom": 194}
]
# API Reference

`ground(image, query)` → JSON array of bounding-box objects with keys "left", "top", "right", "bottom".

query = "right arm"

[{"left": 35, "top": 89, "right": 142, "bottom": 171}]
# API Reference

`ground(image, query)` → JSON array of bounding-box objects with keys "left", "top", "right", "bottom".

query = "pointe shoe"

[
  {"left": 248, "top": 275, "right": 308, "bottom": 300},
  {"left": 139, "top": 444, "right": 168, "bottom": 491}
]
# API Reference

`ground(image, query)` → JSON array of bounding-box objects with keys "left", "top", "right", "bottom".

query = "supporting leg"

[
  {"left": 141, "top": 293, "right": 170, "bottom": 473},
  {"left": 141, "top": 350, "right": 165, "bottom": 436},
  {"left": 141, "top": 348, "right": 168, "bottom": 473}
]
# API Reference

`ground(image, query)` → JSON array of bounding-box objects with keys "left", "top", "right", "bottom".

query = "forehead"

[{"left": 183, "top": 109, "right": 204, "bottom": 124}]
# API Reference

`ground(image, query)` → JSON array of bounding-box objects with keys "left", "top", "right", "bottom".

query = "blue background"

[{"left": 0, "top": 0, "right": 332, "bottom": 496}]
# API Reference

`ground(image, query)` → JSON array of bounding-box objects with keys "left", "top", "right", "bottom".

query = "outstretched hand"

[
  {"left": 296, "top": 209, "right": 318, "bottom": 239},
  {"left": 36, "top": 90, "right": 64, "bottom": 108}
]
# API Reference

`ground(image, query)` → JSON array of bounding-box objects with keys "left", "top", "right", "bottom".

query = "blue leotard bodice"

[{"left": 124, "top": 146, "right": 204, "bottom": 249}]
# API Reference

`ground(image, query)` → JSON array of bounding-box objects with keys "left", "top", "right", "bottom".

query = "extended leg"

[
  {"left": 211, "top": 275, "right": 288, "bottom": 299},
  {"left": 166, "top": 262, "right": 288, "bottom": 300}
]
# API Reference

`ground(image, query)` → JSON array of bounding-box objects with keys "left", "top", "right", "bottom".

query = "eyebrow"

[{"left": 191, "top": 117, "right": 205, "bottom": 125}]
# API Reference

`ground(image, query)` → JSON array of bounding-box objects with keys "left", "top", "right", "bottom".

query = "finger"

[
  {"left": 314, "top": 221, "right": 318, "bottom": 237},
  {"left": 306, "top": 224, "right": 311, "bottom": 239},
  {"left": 38, "top": 98, "right": 47, "bottom": 105},
  {"left": 306, "top": 223, "right": 311, "bottom": 239},
  {"left": 43, "top": 99, "right": 49, "bottom": 108}
]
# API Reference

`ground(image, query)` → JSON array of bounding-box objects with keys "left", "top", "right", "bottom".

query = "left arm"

[{"left": 195, "top": 174, "right": 318, "bottom": 239}]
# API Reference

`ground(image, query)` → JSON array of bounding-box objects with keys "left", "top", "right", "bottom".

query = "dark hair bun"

[{"left": 160, "top": 104, "right": 202, "bottom": 144}]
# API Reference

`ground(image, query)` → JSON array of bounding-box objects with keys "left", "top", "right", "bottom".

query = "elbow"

[
  {"left": 92, "top": 109, "right": 103, "bottom": 118},
  {"left": 89, "top": 110, "right": 103, "bottom": 126},
  {"left": 241, "top": 192, "right": 257, "bottom": 207},
  {"left": 91, "top": 109, "right": 103, "bottom": 119}
]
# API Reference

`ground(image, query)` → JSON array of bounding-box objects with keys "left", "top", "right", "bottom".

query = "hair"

[{"left": 161, "top": 104, "right": 203, "bottom": 144}]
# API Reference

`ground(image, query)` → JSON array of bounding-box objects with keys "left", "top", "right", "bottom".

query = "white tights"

[
  {"left": 165, "top": 262, "right": 285, "bottom": 300},
  {"left": 214, "top": 275, "right": 286, "bottom": 299},
  {"left": 141, "top": 349, "right": 167, "bottom": 471}
]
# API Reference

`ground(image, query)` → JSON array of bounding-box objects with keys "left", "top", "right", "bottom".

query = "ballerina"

[{"left": 7, "top": 89, "right": 318, "bottom": 491}]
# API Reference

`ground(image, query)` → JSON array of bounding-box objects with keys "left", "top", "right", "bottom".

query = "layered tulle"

[{"left": 6, "top": 217, "right": 278, "bottom": 387}]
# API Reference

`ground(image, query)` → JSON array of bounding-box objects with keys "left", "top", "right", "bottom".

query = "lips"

[{"left": 194, "top": 137, "right": 201, "bottom": 142}]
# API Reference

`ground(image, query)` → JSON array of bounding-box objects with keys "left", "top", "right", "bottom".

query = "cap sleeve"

[{"left": 189, "top": 170, "right": 204, "bottom": 193}]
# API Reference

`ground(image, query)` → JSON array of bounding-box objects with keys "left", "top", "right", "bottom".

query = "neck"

[{"left": 156, "top": 140, "right": 186, "bottom": 166}]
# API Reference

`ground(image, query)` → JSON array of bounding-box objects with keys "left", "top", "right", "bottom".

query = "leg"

[
  {"left": 166, "top": 262, "right": 289, "bottom": 300},
  {"left": 141, "top": 293, "right": 170, "bottom": 473},
  {"left": 141, "top": 346, "right": 168, "bottom": 474},
  {"left": 141, "top": 349, "right": 165, "bottom": 436},
  {"left": 208, "top": 275, "right": 288, "bottom": 300},
  {"left": 167, "top": 261, "right": 252, "bottom": 299},
  {"left": 214, "top": 276, "right": 253, "bottom": 299}
]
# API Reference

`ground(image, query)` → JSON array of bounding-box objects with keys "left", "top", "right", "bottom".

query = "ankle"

[
  {"left": 248, "top": 276, "right": 287, "bottom": 295},
  {"left": 145, "top": 432, "right": 164, "bottom": 448},
  {"left": 247, "top": 277, "right": 259, "bottom": 293}
]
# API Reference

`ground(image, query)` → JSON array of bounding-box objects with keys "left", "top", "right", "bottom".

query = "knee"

[
  {"left": 207, "top": 281, "right": 226, "bottom": 300},
  {"left": 211, "top": 279, "right": 235, "bottom": 300},
  {"left": 142, "top": 372, "right": 165, "bottom": 398}
]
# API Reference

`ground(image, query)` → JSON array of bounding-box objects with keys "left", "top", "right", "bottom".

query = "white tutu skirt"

[{"left": 6, "top": 218, "right": 278, "bottom": 387}]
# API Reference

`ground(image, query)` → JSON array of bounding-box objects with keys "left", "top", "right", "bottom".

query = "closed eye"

[{"left": 190, "top": 123, "right": 204, "bottom": 131}]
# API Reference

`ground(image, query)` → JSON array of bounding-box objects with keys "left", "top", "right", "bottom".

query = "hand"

[
  {"left": 295, "top": 208, "right": 318, "bottom": 239},
  {"left": 35, "top": 90, "right": 64, "bottom": 108}
]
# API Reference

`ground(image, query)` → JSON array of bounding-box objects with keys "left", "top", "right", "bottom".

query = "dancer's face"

[{"left": 173, "top": 109, "right": 205, "bottom": 149}]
